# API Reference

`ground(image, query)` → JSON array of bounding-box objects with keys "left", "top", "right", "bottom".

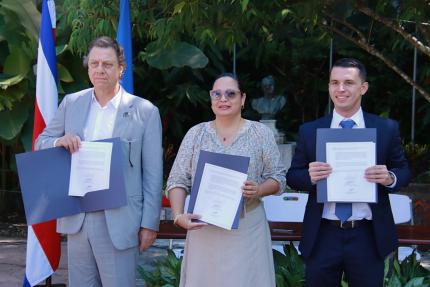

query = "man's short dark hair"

[
  {"left": 331, "top": 58, "right": 367, "bottom": 82},
  {"left": 83, "top": 36, "right": 126, "bottom": 67}
]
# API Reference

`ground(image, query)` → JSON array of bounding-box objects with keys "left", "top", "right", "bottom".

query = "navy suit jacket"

[{"left": 286, "top": 112, "right": 411, "bottom": 259}]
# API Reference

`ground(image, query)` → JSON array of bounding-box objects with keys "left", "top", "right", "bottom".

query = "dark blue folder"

[
  {"left": 16, "top": 137, "right": 127, "bottom": 225},
  {"left": 187, "top": 150, "right": 250, "bottom": 229},
  {"left": 316, "top": 128, "right": 377, "bottom": 203}
]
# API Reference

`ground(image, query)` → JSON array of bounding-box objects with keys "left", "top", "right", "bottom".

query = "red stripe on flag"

[
  {"left": 32, "top": 221, "right": 61, "bottom": 270},
  {"left": 32, "top": 100, "right": 46, "bottom": 151}
]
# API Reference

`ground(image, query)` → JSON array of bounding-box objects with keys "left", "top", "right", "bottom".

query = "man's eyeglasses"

[{"left": 209, "top": 89, "right": 241, "bottom": 101}]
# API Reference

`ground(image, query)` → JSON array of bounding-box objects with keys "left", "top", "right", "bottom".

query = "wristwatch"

[{"left": 388, "top": 171, "right": 396, "bottom": 186}]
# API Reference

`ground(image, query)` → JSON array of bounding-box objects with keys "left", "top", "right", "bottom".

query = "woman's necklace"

[{"left": 214, "top": 118, "right": 243, "bottom": 143}]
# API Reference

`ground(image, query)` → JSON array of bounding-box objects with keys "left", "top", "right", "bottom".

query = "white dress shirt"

[
  {"left": 83, "top": 88, "right": 122, "bottom": 141},
  {"left": 52, "top": 88, "right": 123, "bottom": 147}
]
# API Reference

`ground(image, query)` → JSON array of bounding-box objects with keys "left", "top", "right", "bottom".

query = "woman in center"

[{"left": 166, "top": 73, "right": 286, "bottom": 287}]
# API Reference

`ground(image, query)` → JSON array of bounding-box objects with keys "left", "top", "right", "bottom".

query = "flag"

[
  {"left": 24, "top": 0, "right": 61, "bottom": 286},
  {"left": 116, "top": 0, "right": 134, "bottom": 93}
]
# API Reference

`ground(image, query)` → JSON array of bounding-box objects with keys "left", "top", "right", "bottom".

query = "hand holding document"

[
  {"left": 16, "top": 138, "right": 127, "bottom": 225},
  {"left": 316, "top": 128, "right": 377, "bottom": 203},
  {"left": 187, "top": 150, "right": 250, "bottom": 230},
  {"left": 69, "top": 141, "right": 113, "bottom": 197},
  {"left": 326, "top": 142, "right": 376, "bottom": 202},
  {"left": 193, "top": 163, "right": 247, "bottom": 230}
]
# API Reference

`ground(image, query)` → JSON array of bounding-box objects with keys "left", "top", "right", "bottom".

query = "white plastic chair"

[
  {"left": 263, "top": 193, "right": 309, "bottom": 254},
  {"left": 263, "top": 193, "right": 308, "bottom": 222},
  {"left": 388, "top": 194, "right": 421, "bottom": 261},
  {"left": 389, "top": 194, "right": 413, "bottom": 224}
]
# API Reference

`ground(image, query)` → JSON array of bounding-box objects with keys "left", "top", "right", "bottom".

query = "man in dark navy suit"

[{"left": 286, "top": 58, "right": 411, "bottom": 287}]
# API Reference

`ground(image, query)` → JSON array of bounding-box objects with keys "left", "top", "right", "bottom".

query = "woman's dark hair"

[
  {"left": 83, "top": 36, "right": 126, "bottom": 68},
  {"left": 213, "top": 72, "right": 240, "bottom": 90}
]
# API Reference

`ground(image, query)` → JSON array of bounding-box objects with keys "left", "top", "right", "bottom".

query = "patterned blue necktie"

[{"left": 335, "top": 119, "right": 355, "bottom": 222}]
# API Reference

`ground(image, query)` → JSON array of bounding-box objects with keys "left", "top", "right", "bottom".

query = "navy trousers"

[{"left": 304, "top": 220, "right": 384, "bottom": 287}]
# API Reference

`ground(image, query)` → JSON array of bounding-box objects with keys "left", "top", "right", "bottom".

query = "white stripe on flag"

[
  {"left": 25, "top": 227, "right": 54, "bottom": 286},
  {"left": 47, "top": 0, "right": 56, "bottom": 29},
  {"left": 35, "top": 39, "right": 58, "bottom": 125}
]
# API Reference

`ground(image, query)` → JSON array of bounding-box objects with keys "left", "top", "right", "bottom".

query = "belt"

[{"left": 322, "top": 218, "right": 369, "bottom": 229}]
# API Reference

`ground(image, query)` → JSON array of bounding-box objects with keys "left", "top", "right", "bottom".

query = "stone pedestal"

[
  {"left": 276, "top": 142, "right": 295, "bottom": 193},
  {"left": 278, "top": 142, "right": 296, "bottom": 170},
  {"left": 260, "top": 119, "right": 284, "bottom": 144},
  {"left": 259, "top": 119, "right": 295, "bottom": 170}
]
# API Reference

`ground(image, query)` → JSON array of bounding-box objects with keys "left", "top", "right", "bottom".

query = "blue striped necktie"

[{"left": 335, "top": 119, "right": 355, "bottom": 222}]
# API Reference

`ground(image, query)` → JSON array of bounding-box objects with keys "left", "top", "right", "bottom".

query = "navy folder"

[
  {"left": 16, "top": 137, "right": 127, "bottom": 225},
  {"left": 187, "top": 150, "right": 250, "bottom": 229},
  {"left": 316, "top": 128, "right": 377, "bottom": 203}
]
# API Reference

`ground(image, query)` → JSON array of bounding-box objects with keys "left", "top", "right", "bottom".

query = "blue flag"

[{"left": 117, "top": 0, "right": 134, "bottom": 93}]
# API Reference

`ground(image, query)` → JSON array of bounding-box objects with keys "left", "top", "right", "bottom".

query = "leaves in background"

[
  {"left": 0, "top": 102, "right": 29, "bottom": 140},
  {"left": 142, "top": 41, "right": 209, "bottom": 70},
  {"left": 0, "top": 0, "right": 40, "bottom": 41}
]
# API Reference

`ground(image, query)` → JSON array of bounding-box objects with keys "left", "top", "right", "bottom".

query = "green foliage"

[
  {"left": 63, "top": 0, "right": 118, "bottom": 56},
  {"left": 141, "top": 244, "right": 429, "bottom": 287},
  {"left": 63, "top": 0, "right": 212, "bottom": 71},
  {"left": 0, "top": 74, "right": 25, "bottom": 89},
  {"left": 0, "top": 0, "right": 37, "bottom": 115},
  {"left": 141, "top": 41, "right": 208, "bottom": 70},
  {"left": 57, "top": 63, "right": 74, "bottom": 83},
  {"left": 0, "top": 0, "right": 41, "bottom": 41},
  {"left": 0, "top": 0, "right": 81, "bottom": 143},
  {"left": 0, "top": 101, "right": 29, "bottom": 140},
  {"left": 2, "top": 0, "right": 430, "bottom": 190},
  {"left": 56, "top": 0, "right": 430, "bottom": 154},
  {"left": 156, "top": 80, "right": 210, "bottom": 143},
  {"left": 274, "top": 244, "right": 430, "bottom": 287},
  {"left": 137, "top": 249, "right": 182, "bottom": 287},
  {"left": 384, "top": 251, "right": 430, "bottom": 287},
  {"left": 0, "top": 75, "right": 27, "bottom": 111},
  {"left": 3, "top": 46, "right": 31, "bottom": 76},
  {"left": 273, "top": 242, "right": 305, "bottom": 287},
  {"left": 295, "top": 0, "right": 430, "bottom": 142},
  {"left": 404, "top": 142, "right": 430, "bottom": 183}
]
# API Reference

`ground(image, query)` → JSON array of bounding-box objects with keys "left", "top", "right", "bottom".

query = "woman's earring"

[{"left": 241, "top": 105, "right": 244, "bottom": 110}]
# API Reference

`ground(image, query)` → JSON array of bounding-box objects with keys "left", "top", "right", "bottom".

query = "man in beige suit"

[{"left": 36, "top": 36, "right": 163, "bottom": 287}]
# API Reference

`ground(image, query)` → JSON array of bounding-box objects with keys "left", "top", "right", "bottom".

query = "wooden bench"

[{"left": 157, "top": 220, "right": 430, "bottom": 245}]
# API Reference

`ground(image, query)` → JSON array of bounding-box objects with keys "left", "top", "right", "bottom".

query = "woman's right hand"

[{"left": 174, "top": 213, "right": 207, "bottom": 230}]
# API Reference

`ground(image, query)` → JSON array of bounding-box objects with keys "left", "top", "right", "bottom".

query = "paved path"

[
  {"left": 0, "top": 237, "right": 174, "bottom": 286},
  {"left": 0, "top": 236, "right": 428, "bottom": 286}
]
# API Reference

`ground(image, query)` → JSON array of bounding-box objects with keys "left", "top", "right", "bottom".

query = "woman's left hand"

[{"left": 242, "top": 180, "right": 261, "bottom": 199}]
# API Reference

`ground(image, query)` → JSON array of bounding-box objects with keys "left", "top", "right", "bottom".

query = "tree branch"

[
  {"left": 322, "top": 11, "right": 366, "bottom": 42},
  {"left": 418, "top": 24, "right": 430, "bottom": 46},
  {"left": 355, "top": 2, "right": 430, "bottom": 58},
  {"left": 321, "top": 15, "right": 430, "bottom": 103}
]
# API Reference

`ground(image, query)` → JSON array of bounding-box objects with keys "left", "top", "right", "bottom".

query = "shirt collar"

[
  {"left": 91, "top": 86, "right": 123, "bottom": 110},
  {"left": 331, "top": 107, "right": 364, "bottom": 128}
]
